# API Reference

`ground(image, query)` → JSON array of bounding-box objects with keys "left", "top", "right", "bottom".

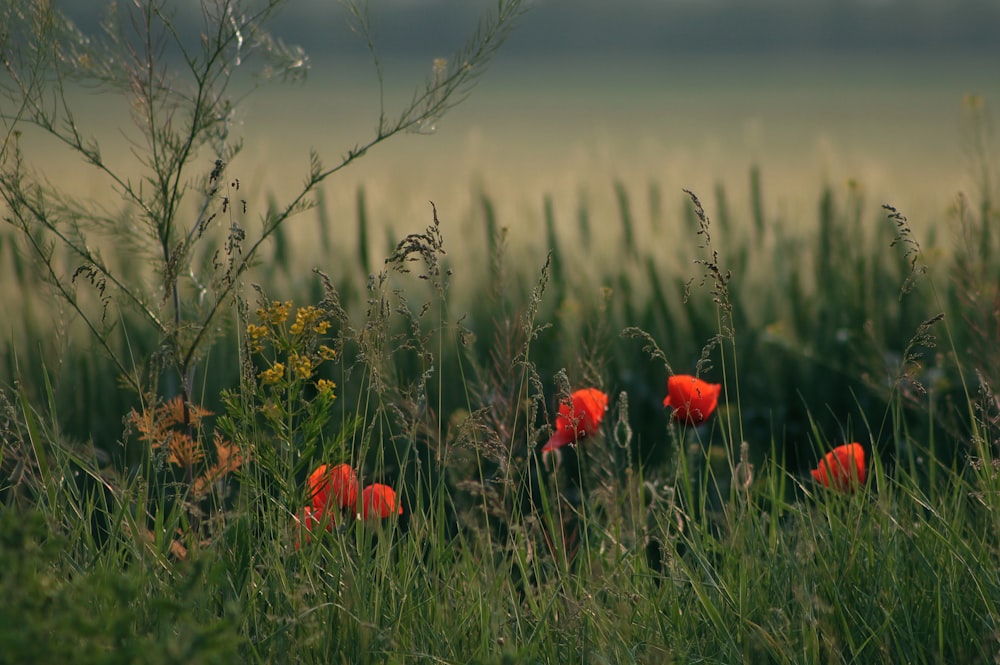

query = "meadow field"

[{"left": 2, "top": 2, "right": 1000, "bottom": 662}]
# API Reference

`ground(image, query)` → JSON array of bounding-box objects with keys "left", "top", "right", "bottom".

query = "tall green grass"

[
  {"left": 3, "top": 153, "right": 1000, "bottom": 662},
  {"left": 0, "top": 161, "right": 986, "bottom": 477}
]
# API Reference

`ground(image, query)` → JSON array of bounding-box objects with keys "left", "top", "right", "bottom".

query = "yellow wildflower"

[
  {"left": 290, "top": 305, "right": 324, "bottom": 336},
  {"left": 257, "top": 300, "right": 291, "bottom": 326},
  {"left": 246, "top": 323, "right": 269, "bottom": 352},
  {"left": 317, "top": 345, "right": 337, "bottom": 362},
  {"left": 316, "top": 379, "right": 337, "bottom": 398},
  {"left": 246, "top": 323, "right": 268, "bottom": 340},
  {"left": 289, "top": 352, "right": 314, "bottom": 379},
  {"left": 260, "top": 362, "right": 285, "bottom": 384}
]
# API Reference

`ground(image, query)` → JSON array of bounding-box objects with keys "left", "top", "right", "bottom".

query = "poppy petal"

[
  {"left": 542, "top": 427, "right": 580, "bottom": 452},
  {"left": 811, "top": 443, "right": 866, "bottom": 493},
  {"left": 663, "top": 375, "right": 721, "bottom": 425},
  {"left": 543, "top": 387, "right": 609, "bottom": 452},
  {"left": 361, "top": 483, "right": 403, "bottom": 520}
]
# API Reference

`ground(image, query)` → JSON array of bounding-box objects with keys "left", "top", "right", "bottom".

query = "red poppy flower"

[
  {"left": 811, "top": 443, "right": 866, "bottom": 493},
  {"left": 662, "top": 375, "right": 721, "bottom": 425},
  {"left": 293, "top": 505, "right": 334, "bottom": 549},
  {"left": 542, "top": 388, "right": 610, "bottom": 452},
  {"left": 361, "top": 483, "right": 403, "bottom": 520},
  {"left": 308, "top": 463, "right": 359, "bottom": 512}
]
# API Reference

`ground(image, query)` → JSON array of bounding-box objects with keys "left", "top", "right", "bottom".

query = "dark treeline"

[{"left": 61, "top": 1, "right": 1000, "bottom": 59}]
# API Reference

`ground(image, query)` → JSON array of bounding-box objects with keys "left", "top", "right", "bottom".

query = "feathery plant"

[{"left": 0, "top": 0, "right": 524, "bottom": 412}]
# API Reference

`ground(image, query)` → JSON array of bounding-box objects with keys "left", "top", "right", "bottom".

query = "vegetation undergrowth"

[{"left": 2, "top": 2, "right": 1000, "bottom": 664}]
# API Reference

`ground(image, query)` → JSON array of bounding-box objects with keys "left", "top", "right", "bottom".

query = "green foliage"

[{"left": 0, "top": 510, "right": 240, "bottom": 665}]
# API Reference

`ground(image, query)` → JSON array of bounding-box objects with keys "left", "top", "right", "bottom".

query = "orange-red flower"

[
  {"left": 542, "top": 388, "right": 609, "bottom": 452},
  {"left": 662, "top": 375, "right": 721, "bottom": 425},
  {"left": 811, "top": 442, "right": 866, "bottom": 493},
  {"left": 293, "top": 505, "right": 334, "bottom": 549},
  {"left": 361, "top": 483, "right": 403, "bottom": 520},
  {"left": 308, "top": 463, "right": 359, "bottom": 512}
]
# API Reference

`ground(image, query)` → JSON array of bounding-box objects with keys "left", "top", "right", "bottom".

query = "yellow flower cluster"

[
  {"left": 246, "top": 323, "right": 268, "bottom": 352},
  {"left": 259, "top": 362, "right": 285, "bottom": 385},
  {"left": 257, "top": 300, "right": 292, "bottom": 326},
  {"left": 290, "top": 305, "right": 329, "bottom": 336},
  {"left": 247, "top": 323, "right": 268, "bottom": 340},
  {"left": 289, "top": 352, "right": 315, "bottom": 380},
  {"left": 248, "top": 299, "right": 339, "bottom": 405}
]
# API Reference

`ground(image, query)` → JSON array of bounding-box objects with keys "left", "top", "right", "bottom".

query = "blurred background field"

[
  {"left": 4, "top": 39, "right": 997, "bottom": 465},
  {"left": 21, "top": 49, "right": 998, "bottom": 253}
]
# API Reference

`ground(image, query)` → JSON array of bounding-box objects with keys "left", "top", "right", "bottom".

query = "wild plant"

[
  {"left": 0, "top": 0, "right": 524, "bottom": 564},
  {"left": 0, "top": 3, "right": 527, "bottom": 649},
  {"left": 0, "top": 0, "right": 524, "bottom": 417}
]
